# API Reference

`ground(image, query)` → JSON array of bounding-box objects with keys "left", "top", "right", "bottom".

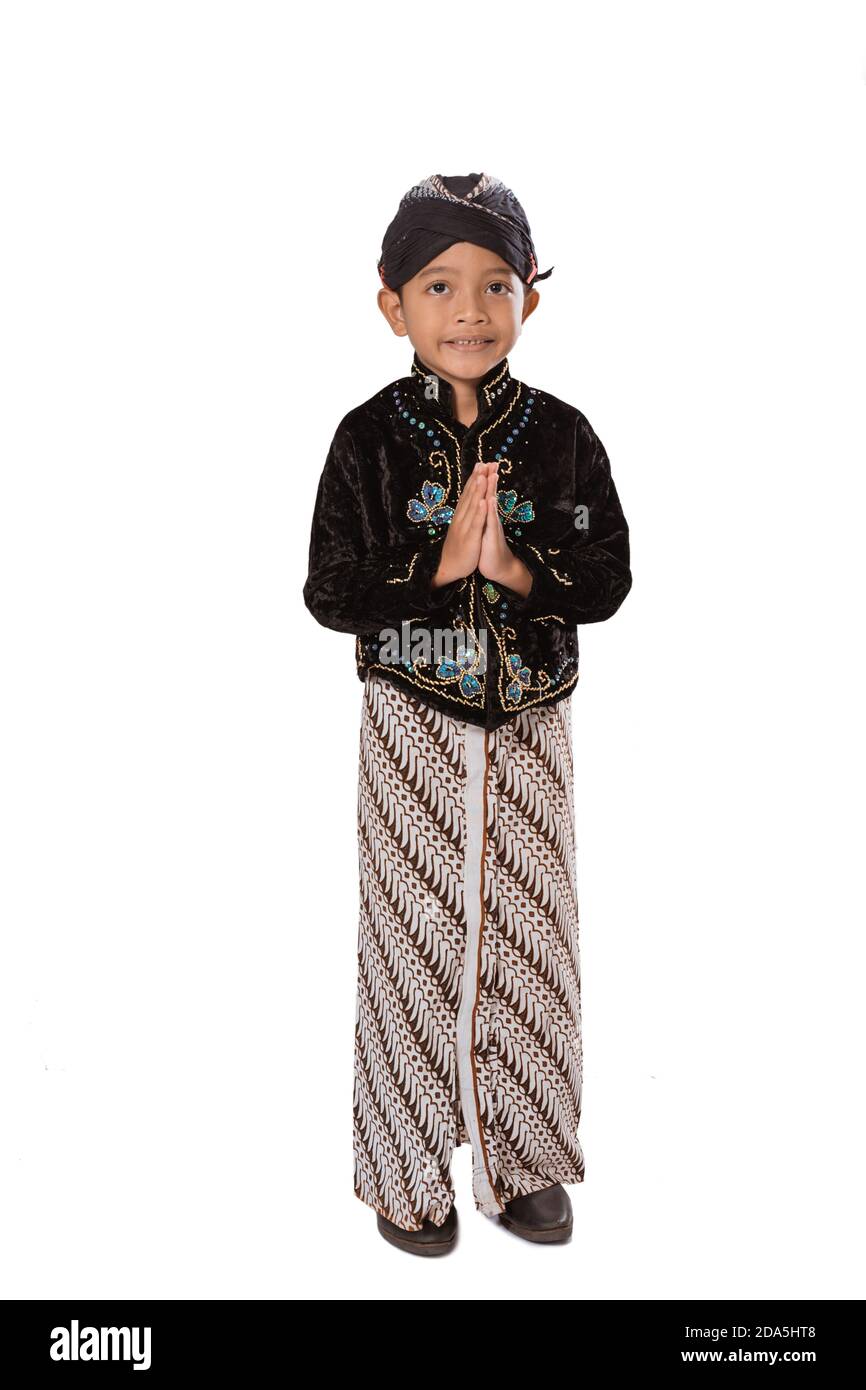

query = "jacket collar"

[{"left": 408, "top": 348, "right": 513, "bottom": 423}]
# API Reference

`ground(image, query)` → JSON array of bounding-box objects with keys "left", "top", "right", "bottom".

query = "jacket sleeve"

[
  {"left": 495, "top": 410, "right": 632, "bottom": 625},
  {"left": 303, "top": 418, "right": 464, "bottom": 636}
]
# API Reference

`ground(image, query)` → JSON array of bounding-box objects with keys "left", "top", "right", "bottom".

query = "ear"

[
  {"left": 377, "top": 287, "right": 407, "bottom": 336},
  {"left": 521, "top": 288, "right": 540, "bottom": 323}
]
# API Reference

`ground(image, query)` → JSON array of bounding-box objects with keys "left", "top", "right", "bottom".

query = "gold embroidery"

[
  {"left": 385, "top": 551, "right": 420, "bottom": 584},
  {"left": 527, "top": 542, "right": 572, "bottom": 585},
  {"left": 547, "top": 565, "right": 573, "bottom": 585},
  {"left": 427, "top": 447, "right": 452, "bottom": 499},
  {"left": 504, "top": 667, "right": 579, "bottom": 711},
  {"left": 473, "top": 381, "right": 524, "bottom": 464},
  {"left": 481, "top": 359, "right": 510, "bottom": 405},
  {"left": 380, "top": 373, "right": 578, "bottom": 717}
]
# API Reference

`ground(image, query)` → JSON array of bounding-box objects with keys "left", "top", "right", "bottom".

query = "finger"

[{"left": 456, "top": 468, "right": 484, "bottom": 514}]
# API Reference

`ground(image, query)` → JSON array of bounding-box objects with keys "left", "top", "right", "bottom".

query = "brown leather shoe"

[
  {"left": 498, "top": 1183, "right": 573, "bottom": 1243},
  {"left": 376, "top": 1203, "right": 458, "bottom": 1256}
]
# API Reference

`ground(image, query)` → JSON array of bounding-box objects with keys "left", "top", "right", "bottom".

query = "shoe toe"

[
  {"left": 377, "top": 1203, "right": 458, "bottom": 1254},
  {"left": 499, "top": 1183, "right": 573, "bottom": 1237},
  {"left": 510, "top": 1184, "right": 570, "bottom": 1224}
]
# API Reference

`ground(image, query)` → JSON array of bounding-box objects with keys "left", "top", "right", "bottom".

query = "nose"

[
  {"left": 452, "top": 288, "right": 490, "bottom": 322},
  {"left": 454, "top": 306, "right": 490, "bottom": 327}
]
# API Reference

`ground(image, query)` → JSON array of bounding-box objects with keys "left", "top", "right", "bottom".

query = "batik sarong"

[{"left": 353, "top": 669, "right": 584, "bottom": 1231}]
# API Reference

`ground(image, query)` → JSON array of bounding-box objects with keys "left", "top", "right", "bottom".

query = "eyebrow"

[{"left": 417, "top": 264, "right": 516, "bottom": 278}]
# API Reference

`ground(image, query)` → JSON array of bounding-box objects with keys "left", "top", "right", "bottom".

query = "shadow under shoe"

[
  {"left": 498, "top": 1183, "right": 573, "bottom": 1243},
  {"left": 376, "top": 1202, "right": 458, "bottom": 1256}
]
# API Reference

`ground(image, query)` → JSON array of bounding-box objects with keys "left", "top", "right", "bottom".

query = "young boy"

[{"left": 303, "top": 173, "right": 632, "bottom": 1254}]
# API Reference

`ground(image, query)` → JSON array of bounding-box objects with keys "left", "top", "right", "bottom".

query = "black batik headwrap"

[{"left": 377, "top": 172, "right": 554, "bottom": 291}]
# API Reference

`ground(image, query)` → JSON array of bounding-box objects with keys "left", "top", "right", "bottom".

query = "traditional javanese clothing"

[
  {"left": 303, "top": 173, "right": 631, "bottom": 1230},
  {"left": 354, "top": 668, "right": 583, "bottom": 1228},
  {"left": 303, "top": 350, "right": 631, "bottom": 730},
  {"left": 303, "top": 348, "right": 631, "bottom": 1228},
  {"left": 376, "top": 171, "right": 555, "bottom": 292}
]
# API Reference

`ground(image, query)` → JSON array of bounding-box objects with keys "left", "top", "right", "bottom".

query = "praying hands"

[{"left": 432, "top": 459, "right": 533, "bottom": 597}]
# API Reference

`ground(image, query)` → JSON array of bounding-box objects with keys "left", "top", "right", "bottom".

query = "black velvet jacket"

[{"left": 303, "top": 349, "right": 632, "bottom": 730}]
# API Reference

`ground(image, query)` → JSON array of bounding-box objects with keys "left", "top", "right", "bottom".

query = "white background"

[{"left": 2, "top": 0, "right": 864, "bottom": 1301}]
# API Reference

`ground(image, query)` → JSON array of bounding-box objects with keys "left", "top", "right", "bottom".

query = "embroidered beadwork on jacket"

[
  {"left": 522, "top": 541, "right": 575, "bottom": 586},
  {"left": 391, "top": 386, "right": 444, "bottom": 448},
  {"left": 332, "top": 365, "right": 606, "bottom": 723},
  {"left": 491, "top": 393, "right": 536, "bottom": 460},
  {"left": 471, "top": 384, "right": 535, "bottom": 474},
  {"left": 505, "top": 651, "right": 532, "bottom": 704},
  {"left": 496, "top": 488, "right": 535, "bottom": 530},
  {"left": 384, "top": 551, "right": 421, "bottom": 584},
  {"left": 407, "top": 480, "right": 454, "bottom": 530},
  {"left": 435, "top": 642, "right": 483, "bottom": 699}
]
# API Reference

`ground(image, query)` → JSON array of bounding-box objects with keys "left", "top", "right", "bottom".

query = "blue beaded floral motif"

[
  {"left": 436, "top": 643, "right": 482, "bottom": 698},
  {"left": 505, "top": 652, "right": 532, "bottom": 704},
  {"left": 407, "top": 480, "right": 454, "bottom": 530},
  {"left": 496, "top": 489, "right": 535, "bottom": 531}
]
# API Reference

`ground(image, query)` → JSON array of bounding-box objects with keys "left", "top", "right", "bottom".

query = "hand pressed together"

[{"left": 432, "top": 460, "right": 533, "bottom": 598}]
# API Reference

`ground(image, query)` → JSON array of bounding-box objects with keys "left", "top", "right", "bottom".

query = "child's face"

[{"left": 378, "top": 240, "right": 539, "bottom": 385}]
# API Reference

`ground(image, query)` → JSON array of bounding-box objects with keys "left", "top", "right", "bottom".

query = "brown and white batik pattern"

[{"left": 353, "top": 670, "right": 584, "bottom": 1231}]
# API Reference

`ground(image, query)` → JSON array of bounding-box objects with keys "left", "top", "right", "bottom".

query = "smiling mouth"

[{"left": 444, "top": 338, "right": 494, "bottom": 348}]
